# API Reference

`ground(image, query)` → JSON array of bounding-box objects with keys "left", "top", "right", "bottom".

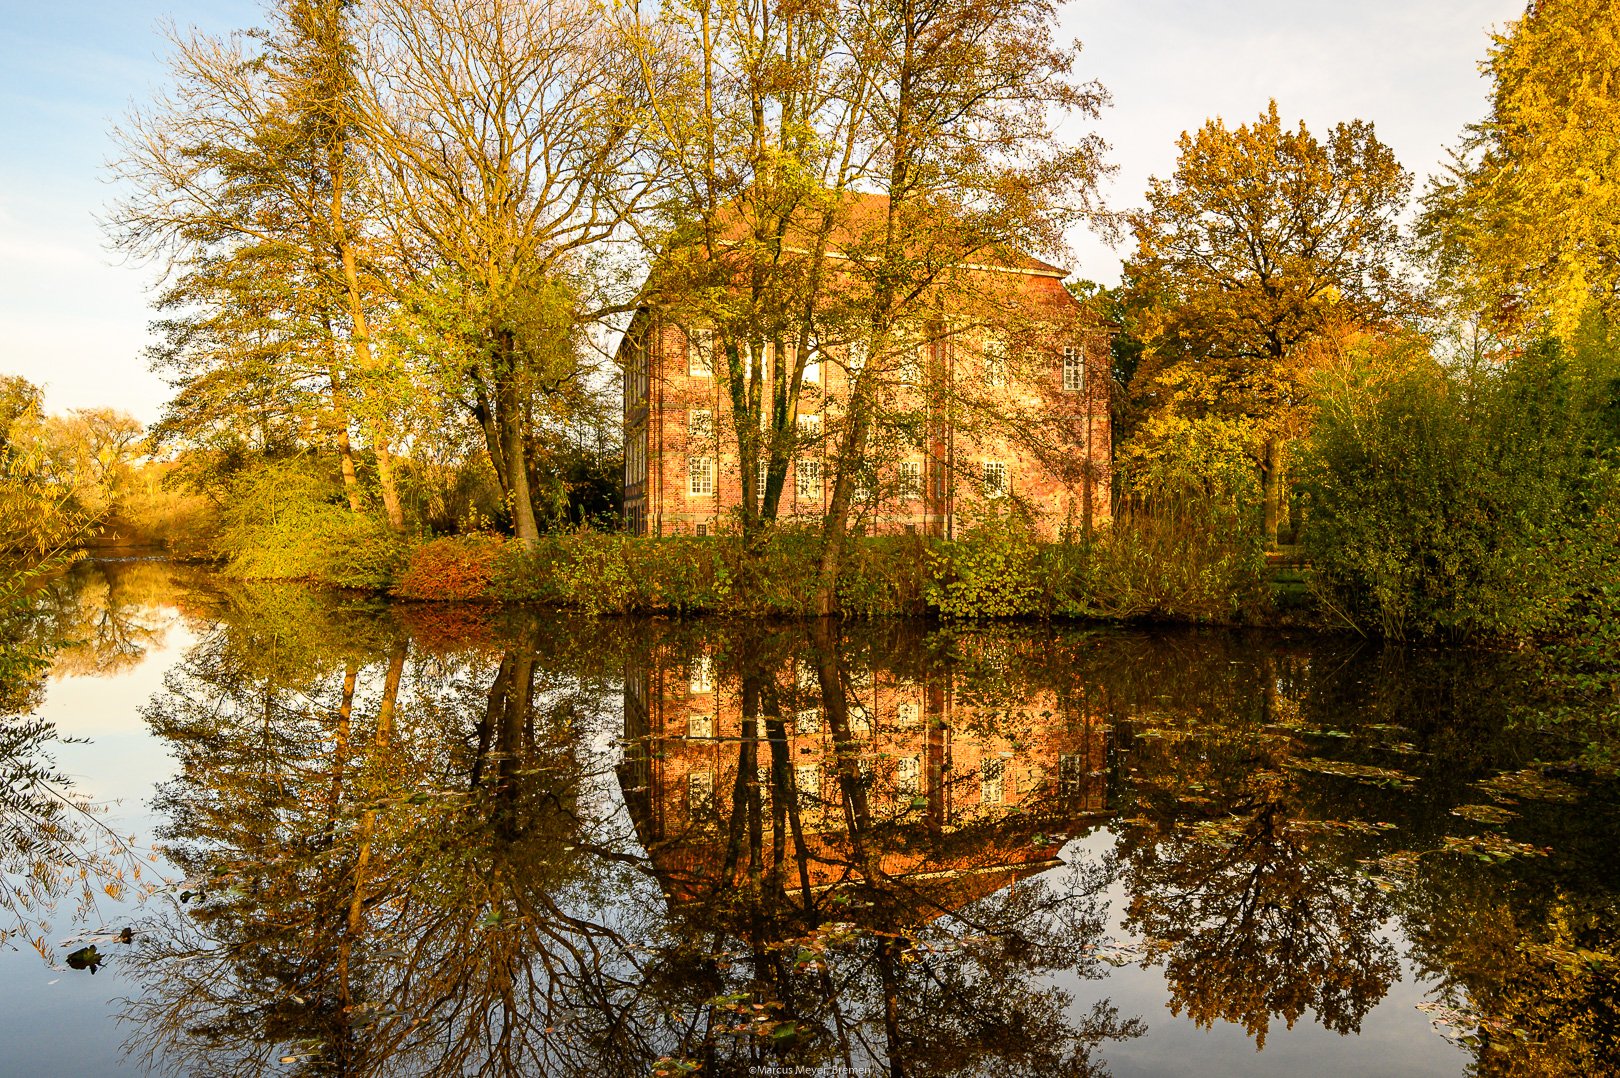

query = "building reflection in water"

[{"left": 621, "top": 629, "right": 1114, "bottom": 914}]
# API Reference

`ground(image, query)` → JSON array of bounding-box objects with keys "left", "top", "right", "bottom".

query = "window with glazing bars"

[
  {"left": 1063, "top": 346, "right": 1084, "bottom": 392},
  {"left": 982, "top": 460, "right": 1008, "bottom": 498},
  {"left": 688, "top": 456, "right": 714, "bottom": 496}
]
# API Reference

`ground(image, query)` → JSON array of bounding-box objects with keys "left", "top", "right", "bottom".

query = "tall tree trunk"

[
  {"left": 327, "top": 366, "right": 364, "bottom": 515},
  {"left": 495, "top": 336, "right": 541, "bottom": 550},
  {"left": 328, "top": 128, "right": 405, "bottom": 532},
  {"left": 1262, "top": 437, "right": 1284, "bottom": 547},
  {"left": 814, "top": 372, "right": 879, "bottom": 616},
  {"left": 814, "top": 7, "right": 920, "bottom": 616}
]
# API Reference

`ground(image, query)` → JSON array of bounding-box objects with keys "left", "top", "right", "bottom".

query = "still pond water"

[{"left": 2, "top": 559, "right": 1617, "bottom": 1076}]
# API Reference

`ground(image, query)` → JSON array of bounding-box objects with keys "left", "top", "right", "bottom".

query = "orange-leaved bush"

[{"left": 393, "top": 535, "right": 508, "bottom": 601}]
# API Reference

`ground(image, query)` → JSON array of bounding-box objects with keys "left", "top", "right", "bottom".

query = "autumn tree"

[
  {"left": 625, "top": 0, "right": 872, "bottom": 542},
  {"left": 110, "top": 0, "right": 406, "bottom": 527},
  {"left": 355, "top": 0, "right": 659, "bottom": 550},
  {"left": 1123, "top": 101, "right": 1412, "bottom": 543},
  {"left": 0, "top": 377, "right": 91, "bottom": 563},
  {"left": 809, "top": 0, "right": 1107, "bottom": 610},
  {"left": 632, "top": 0, "right": 1106, "bottom": 599},
  {"left": 1419, "top": 0, "right": 1620, "bottom": 340}
]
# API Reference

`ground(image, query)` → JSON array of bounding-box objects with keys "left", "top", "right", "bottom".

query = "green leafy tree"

[{"left": 110, "top": 0, "right": 407, "bottom": 527}]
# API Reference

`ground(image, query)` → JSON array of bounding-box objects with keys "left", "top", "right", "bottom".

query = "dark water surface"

[{"left": 3, "top": 559, "right": 1617, "bottom": 1076}]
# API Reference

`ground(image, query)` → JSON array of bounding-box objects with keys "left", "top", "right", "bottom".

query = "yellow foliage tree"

[
  {"left": 1123, "top": 102, "right": 1414, "bottom": 542},
  {"left": 1419, "top": 0, "right": 1620, "bottom": 339}
]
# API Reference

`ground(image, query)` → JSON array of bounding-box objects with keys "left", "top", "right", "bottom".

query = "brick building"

[
  {"left": 617, "top": 644, "right": 1114, "bottom": 905},
  {"left": 618, "top": 197, "right": 1111, "bottom": 539}
]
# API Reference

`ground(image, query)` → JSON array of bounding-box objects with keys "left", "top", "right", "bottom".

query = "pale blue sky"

[{"left": 0, "top": 0, "right": 1522, "bottom": 422}]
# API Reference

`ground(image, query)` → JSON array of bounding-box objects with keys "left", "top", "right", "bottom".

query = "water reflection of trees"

[
  {"left": 119, "top": 599, "right": 1141, "bottom": 1076},
  {"left": 28, "top": 559, "right": 188, "bottom": 677},
  {"left": 614, "top": 620, "right": 1140, "bottom": 1075},
  {"left": 90, "top": 583, "right": 1620, "bottom": 1076},
  {"left": 0, "top": 559, "right": 179, "bottom": 956}
]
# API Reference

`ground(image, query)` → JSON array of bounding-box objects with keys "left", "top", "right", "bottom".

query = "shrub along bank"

[{"left": 386, "top": 514, "right": 1270, "bottom": 623}]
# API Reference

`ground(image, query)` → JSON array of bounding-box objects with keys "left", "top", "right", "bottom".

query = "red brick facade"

[{"left": 619, "top": 252, "right": 1111, "bottom": 540}]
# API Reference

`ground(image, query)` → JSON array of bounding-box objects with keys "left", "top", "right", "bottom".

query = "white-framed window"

[
  {"left": 689, "top": 655, "right": 714, "bottom": 694},
  {"left": 981, "top": 757, "right": 1005, "bottom": 805},
  {"left": 796, "top": 459, "right": 822, "bottom": 501},
  {"left": 756, "top": 765, "right": 772, "bottom": 809},
  {"left": 795, "top": 763, "right": 822, "bottom": 807},
  {"left": 896, "top": 702, "right": 920, "bottom": 726},
  {"left": 854, "top": 469, "right": 876, "bottom": 503},
  {"left": 751, "top": 453, "right": 771, "bottom": 505},
  {"left": 1059, "top": 753, "right": 1089, "bottom": 798},
  {"left": 796, "top": 707, "right": 822, "bottom": 735},
  {"left": 687, "top": 327, "right": 714, "bottom": 377},
  {"left": 849, "top": 704, "right": 871, "bottom": 738},
  {"left": 688, "top": 770, "right": 714, "bottom": 810},
  {"left": 896, "top": 755, "right": 921, "bottom": 798},
  {"left": 687, "top": 714, "right": 714, "bottom": 739},
  {"left": 688, "top": 408, "right": 713, "bottom": 442},
  {"left": 899, "top": 460, "right": 923, "bottom": 499},
  {"left": 688, "top": 456, "right": 715, "bottom": 497},
  {"left": 802, "top": 348, "right": 821, "bottom": 385},
  {"left": 982, "top": 338, "right": 1009, "bottom": 388},
  {"left": 797, "top": 412, "right": 822, "bottom": 441},
  {"left": 1063, "top": 345, "right": 1084, "bottom": 392},
  {"left": 982, "top": 460, "right": 1008, "bottom": 499}
]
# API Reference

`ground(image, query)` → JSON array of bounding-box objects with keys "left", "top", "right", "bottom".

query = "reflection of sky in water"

[
  {"left": 1056, "top": 829, "right": 1464, "bottom": 1078},
  {"left": 3, "top": 599, "right": 193, "bottom": 1075},
  {"left": 7, "top": 561, "right": 1605, "bottom": 1075}
]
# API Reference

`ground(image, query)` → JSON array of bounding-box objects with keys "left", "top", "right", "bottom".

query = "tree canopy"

[
  {"left": 1120, "top": 101, "right": 1413, "bottom": 540},
  {"left": 1419, "top": 0, "right": 1620, "bottom": 339}
]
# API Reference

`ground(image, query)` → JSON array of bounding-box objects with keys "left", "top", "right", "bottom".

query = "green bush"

[
  {"left": 214, "top": 458, "right": 411, "bottom": 589},
  {"left": 925, "top": 514, "right": 1043, "bottom": 618},
  {"left": 1047, "top": 508, "right": 1269, "bottom": 623},
  {"left": 1301, "top": 337, "right": 1620, "bottom": 640}
]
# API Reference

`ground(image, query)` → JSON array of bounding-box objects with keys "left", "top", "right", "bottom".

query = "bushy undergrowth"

[
  {"left": 1302, "top": 336, "right": 1620, "bottom": 640},
  {"left": 213, "top": 458, "right": 411, "bottom": 589},
  {"left": 393, "top": 534, "right": 507, "bottom": 601},
  {"left": 1045, "top": 508, "right": 1269, "bottom": 622},
  {"left": 383, "top": 510, "right": 1268, "bottom": 623}
]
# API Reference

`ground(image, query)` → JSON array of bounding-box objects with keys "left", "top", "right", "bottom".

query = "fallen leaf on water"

[
  {"left": 1451, "top": 803, "right": 1518, "bottom": 824},
  {"left": 1475, "top": 768, "right": 1582, "bottom": 804}
]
